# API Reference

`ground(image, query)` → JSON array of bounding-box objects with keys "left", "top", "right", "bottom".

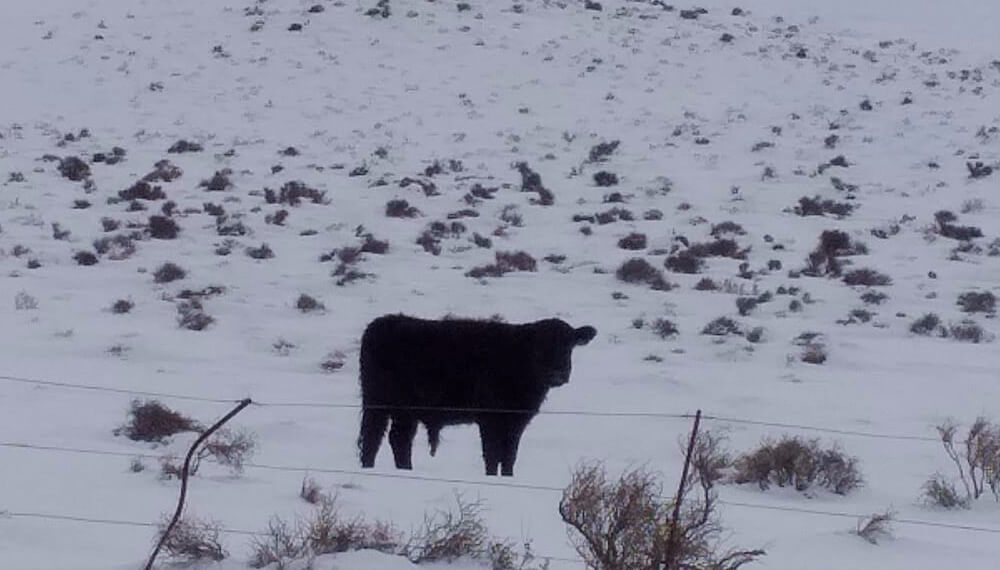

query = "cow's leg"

[
  {"left": 388, "top": 414, "right": 418, "bottom": 470},
  {"left": 499, "top": 415, "right": 531, "bottom": 477},
  {"left": 359, "top": 408, "right": 390, "bottom": 468},
  {"left": 478, "top": 419, "right": 502, "bottom": 476}
]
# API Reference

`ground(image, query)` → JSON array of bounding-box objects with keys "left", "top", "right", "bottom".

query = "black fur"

[{"left": 358, "top": 314, "right": 597, "bottom": 476}]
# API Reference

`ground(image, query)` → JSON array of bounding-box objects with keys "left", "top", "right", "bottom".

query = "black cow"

[{"left": 357, "top": 314, "right": 597, "bottom": 476}]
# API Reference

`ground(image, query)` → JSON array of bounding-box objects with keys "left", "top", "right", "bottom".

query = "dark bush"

[
  {"left": 587, "top": 140, "right": 620, "bottom": 163},
  {"left": 74, "top": 251, "right": 98, "bottom": 266},
  {"left": 958, "top": 291, "right": 996, "bottom": 313},
  {"left": 246, "top": 243, "right": 275, "bottom": 260},
  {"left": 794, "top": 195, "right": 855, "bottom": 217},
  {"left": 687, "top": 238, "right": 747, "bottom": 259},
  {"left": 264, "top": 181, "right": 326, "bottom": 206},
  {"left": 940, "top": 224, "right": 984, "bottom": 241},
  {"left": 843, "top": 268, "right": 892, "bottom": 287},
  {"left": 101, "top": 217, "right": 121, "bottom": 232},
  {"left": 93, "top": 235, "right": 137, "bottom": 260},
  {"left": 168, "top": 140, "right": 204, "bottom": 153},
  {"left": 615, "top": 258, "right": 672, "bottom": 291},
  {"left": 203, "top": 202, "right": 225, "bottom": 217},
  {"left": 514, "top": 162, "right": 553, "bottom": 205},
  {"left": 154, "top": 262, "right": 187, "bottom": 284},
  {"left": 200, "top": 170, "right": 233, "bottom": 192},
  {"left": 643, "top": 209, "right": 663, "bottom": 221},
  {"left": 734, "top": 436, "right": 862, "bottom": 495},
  {"left": 950, "top": 321, "right": 988, "bottom": 343},
  {"left": 652, "top": 318, "right": 679, "bottom": 339},
  {"left": 111, "top": 299, "right": 134, "bottom": 314},
  {"left": 142, "top": 160, "right": 183, "bottom": 183},
  {"left": 466, "top": 251, "right": 538, "bottom": 278},
  {"left": 618, "top": 233, "right": 647, "bottom": 250},
  {"left": 359, "top": 234, "right": 389, "bottom": 254},
  {"left": 593, "top": 171, "right": 619, "bottom": 187},
  {"left": 119, "top": 181, "right": 166, "bottom": 201},
  {"left": 177, "top": 299, "right": 214, "bottom": 331},
  {"left": 861, "top": 291, "right": 888, "bottom": 305},
  {"left": 910, "top": 313, "right": 943, "bottom": 336},
  {"left": 665, "top": 252, "right": 704, "bottom": 274},
  {"left": 694, "top": 277, "right": 719, "bottom": 291},
  {"left": 736, "top": 297, "right": 759, "bottom": 316},
  {"left": 710, "top": 221, "right": 746, "bottom": 237},
  {"left": 148, "top": 215, "right": 180, "bottom": 239},
  {"left": 266, "top": 209, "right": 288, "bottom": 226},
  {"left": 701, "top": 317, "right": 741, "bottom": 336},
  {"left": 296, "top": 294, "right": 325, "bottom": 313},
  {"left": 115, "top": 399, "right": 200, "bottom": 442},
  {"left": 58, "top": 156, "right": 90, "bottom": 181}
]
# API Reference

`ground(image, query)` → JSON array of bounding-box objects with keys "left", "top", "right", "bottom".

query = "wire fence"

[
  {"left": 0, "top": 373, "right": 942, "bottom": 442},
  {"left": 4, "top": 368, "right": 995, "bottom": 569},
  {"left": 6, "top": 438, "right": 1000, "bottom": 536}
]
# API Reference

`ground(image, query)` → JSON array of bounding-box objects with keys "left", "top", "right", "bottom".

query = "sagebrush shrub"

[
  {"left": 158, "top": 515, "right": 226, "bottom": 563},
  {"left": 701, "top": 316, "right": 741, "bottom": 336},
  {"left": 153, "top": 262, "right": 186, "bottom": 284},
  {"left": 114, "top": 399, "right": 200, "bottom": 442},
  {"left": 843, "top": 268, "right": 892, "bottom": 287},
  {"left": 73, "top": 251, "right": 98, "bottom": 266},
  {"left": 560, "top": 451, "right": 762, "bottom": 570},
  {"left": 593, "top": 171, "right": 619, "bottom": 187},
  {"left": 615, "top": 258, "right": 672, "bottom": 291},
  {"left": 957, "top": 291, "right": 996, "bottom": 313},
  {"left": 617, "top": 232, "right": 647, "bottom": 250},
  {"left": 910, "top": 313, "right": 943, "bottom": 336},
  {"left": 296, "top": 294, "right": 325, "bottom": 313},
  {"left": 246, "top": 243, "right": 275, "bottom": 260},
  {"left": 652, "top": 318, "right": 678, "bottom": 339},
  {"left": 665, "top": 251, "right": 704, "bottom": 274},
  {"left": 111, "top": 299, "right": 134, "bottom": 314},
  {"left": 386, "top": 199, "right": 420, "bottom": 218},
  {"left": 950, "top": 321, "right": 989, "bottom": 343},
  {"left": 119, "top": 181, "right": 166, "bottom": 201},
  {"left": 734, "top": 436, "right": 862, "bottom": 495},
  {"left": 199, "top": 170, "right": 232, "bottom": 191},
  {"left": 265, "top": 180, "right": 326, "bottom": 206},
  {"left": 148, "top": 215, "right": 180, "bottom": 239},
  {"left": 794, "top": 195, "right": 855, "bottom": 217},
  {"left": 177, "top": 299, "right": 214, "bottom": 331}
]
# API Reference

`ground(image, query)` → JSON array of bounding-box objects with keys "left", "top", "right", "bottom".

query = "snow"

[{"left": 3, "top": 0, "right": 1000, "bottom": 569}]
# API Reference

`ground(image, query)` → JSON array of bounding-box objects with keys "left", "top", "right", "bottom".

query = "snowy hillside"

[{"left": 3, "top": 0, "right": 1000, "bottom": 568}]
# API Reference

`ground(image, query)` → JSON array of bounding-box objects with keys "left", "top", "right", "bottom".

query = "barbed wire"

[
  {"left": 0, "top": 373, "right": 945, "bottom": 443},
  {"left": 6, "top": 439, "right": 1000, "bottom": 536},
  {"left": 0, "top": 510, "right": 585, "bottom": 565}
]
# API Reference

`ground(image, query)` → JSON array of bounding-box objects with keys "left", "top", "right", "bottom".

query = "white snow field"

[{"left": 3, "top": 0, "right": 1000, "bottom": 568}]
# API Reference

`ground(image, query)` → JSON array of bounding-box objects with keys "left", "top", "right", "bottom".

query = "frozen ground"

[{"left": 3, "top": 0, "right": 1000, "bottom": 569}]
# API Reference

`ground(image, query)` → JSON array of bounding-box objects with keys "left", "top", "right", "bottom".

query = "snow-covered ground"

[{"left": 3, "top": 1, "right": 1000, "bottom": 568}]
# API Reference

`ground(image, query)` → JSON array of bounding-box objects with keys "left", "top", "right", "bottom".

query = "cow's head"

[{"left": 532, "top": 319, "right": 597, "bottom": 387}]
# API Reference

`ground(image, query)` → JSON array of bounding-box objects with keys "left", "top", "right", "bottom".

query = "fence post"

[
  {"left": 144, "top": 398, "right": 252, "bottom": 570},
  {"left": 663, "top": 409, "right": 701, "bottom": 570}
]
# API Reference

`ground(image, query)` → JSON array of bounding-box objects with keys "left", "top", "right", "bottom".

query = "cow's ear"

[{"left": 573, "top": 326, "right": 597, "bottom": 346}]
